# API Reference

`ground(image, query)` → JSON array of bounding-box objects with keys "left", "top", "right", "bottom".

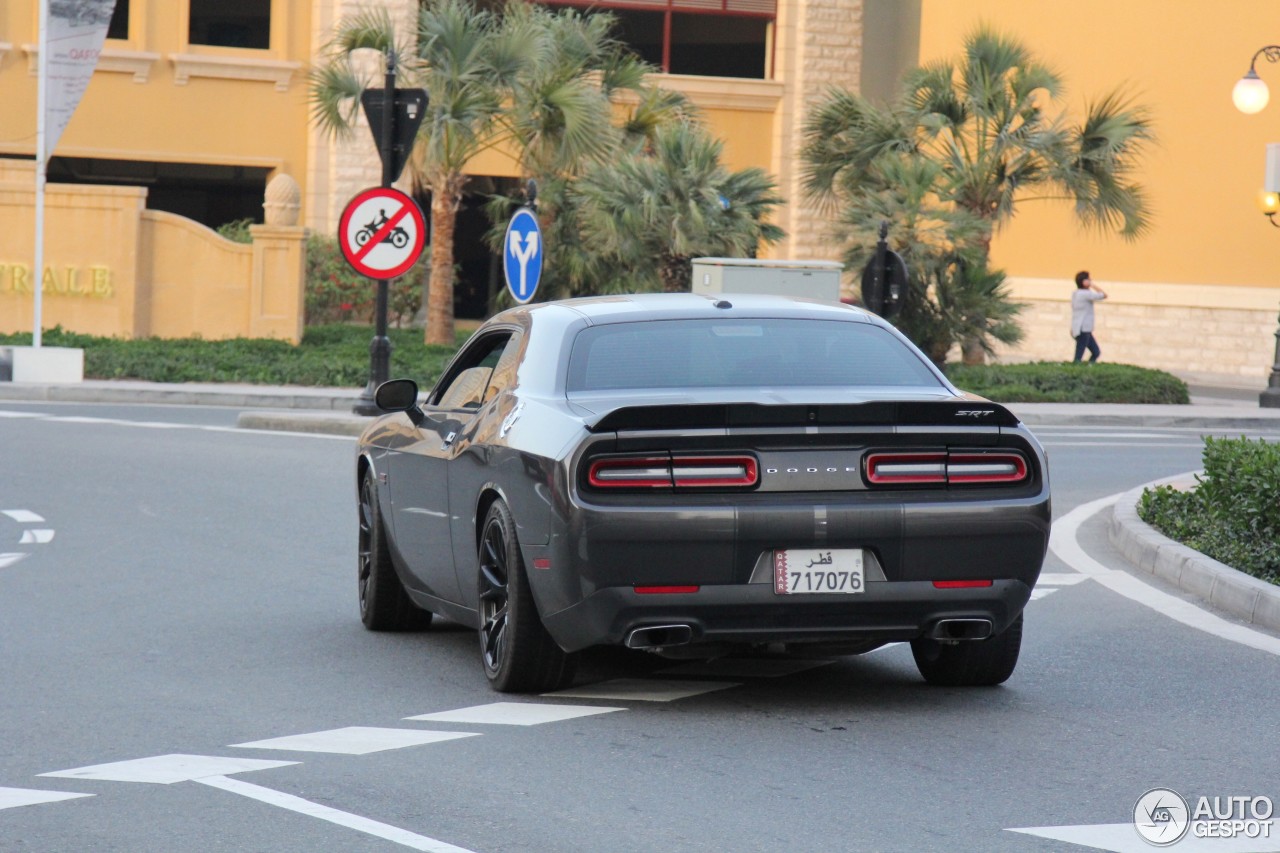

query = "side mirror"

[{"left": 374, "top": 379, "right": 425, "bottom": 426}]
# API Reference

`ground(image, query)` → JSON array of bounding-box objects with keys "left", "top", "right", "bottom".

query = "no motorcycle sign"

[{"left": 338, "top": 187, "right": 426, "bottom": 280}]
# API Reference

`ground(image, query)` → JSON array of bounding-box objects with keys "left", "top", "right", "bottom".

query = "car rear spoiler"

[{"left": 587, "top": 400, "right": 1021, "bottom": 432}]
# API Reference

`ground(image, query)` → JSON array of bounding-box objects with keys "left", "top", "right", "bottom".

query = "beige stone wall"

[
  {"left": 990, "top": 278, "right": 1280, "bottom": 383},
  {"left": 771, "top": 0, "right": 862, "bottom": 268},
  {"left": 308, "top": 0, "right": 420, "bottom": 234}
]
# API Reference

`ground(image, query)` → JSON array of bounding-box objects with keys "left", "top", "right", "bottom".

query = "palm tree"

[
  {"left": 802, "top": 27, "right": 1153, "bottom": 361},
  {"left": 572, "top": 121, "right": 785, "bottom": 293},
  {"left": 311, "top": 1, "right": 642, "bottom": 345}
]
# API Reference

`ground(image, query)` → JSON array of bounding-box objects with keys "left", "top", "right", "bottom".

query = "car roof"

[{"left": 494, "top": 292, "right": 878, "bottom": 326}]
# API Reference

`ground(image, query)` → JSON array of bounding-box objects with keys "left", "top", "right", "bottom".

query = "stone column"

[{"left": 249, "top": 174, "right": 307, "bottom": 343}]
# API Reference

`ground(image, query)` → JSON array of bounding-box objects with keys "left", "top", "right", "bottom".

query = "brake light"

[
  {"left": 864, "top": 452, "right": 947, "bottom": 484},
  {"left": 671, "top": 456, "right": 758, "bottom": 488},
  {"left": 865, "top": 450, "right": 1029, "bottom": 487},
  {"left": 946, "top": 453, "right": 1028, "bottom": 484},
  {"left": 587, "top": 454, "right": 759, "bottom": 490},
  {"left": 932, "top": 579, "right": 994, "bottom": 589},
  {"left": 588, "top": 456, "right": 672, "bottom": 488}
]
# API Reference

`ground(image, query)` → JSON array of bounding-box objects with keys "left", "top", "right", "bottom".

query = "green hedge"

[
  {"left": 945, "top": 361, "right": 1189, "bottom": 404},
  {"left": 0, "top": 325, "right": 465, "bottom": 389},
  {"left": 1138, "top": 437, "right": 1280, "bottom": 585}
]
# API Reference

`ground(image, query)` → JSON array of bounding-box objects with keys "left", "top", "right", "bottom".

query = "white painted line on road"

[
  {"left": 19, "top": 529, "right": 54, "bottom": 544},
  {"left": 1028, "top": 588, "right": 1057, "bottom": 600},
  {"left": 1008, "top": 822, "right": 1280, "bottom": 852},
  {"left": 1051, "top": 490, "right": 1280, "bottom": 657},
  {"left": 40, "top": 753, "right": 298, "bottom": 784},
  {"left": 232, "top": 727, "right": 478, "bottom": 755},
  {"left": 658, "top": 658, "right": 834, "bottom": 678},
  {"left": 1037, "top": 573, "right": 1090, "bottom": 586},
  {"left": 407, "top": 702, "right": 624, "bottom": 726},
  {"left": 0, "top": 786, "right": 93, "bottom": 811},
  {"left": 0, "top": 411, "right": 42, "bottom": 418},
  {"left": 196, "top": 774, "right": 476, "bottom": 853},
  {"left": 1042, "top": 441, "right": 1205, "bottom": 448},
  {"left": 1, "top": 412, "right": 354, "bottom": 441},
  {"left": 0, "top": 553, "right": 28, "bottom": 569},
  {"left": 546, "top": 679, "right": 738, "bottom": 702},
  {"left": 2, "top": 509, "right": 44, "bottom": 523}
]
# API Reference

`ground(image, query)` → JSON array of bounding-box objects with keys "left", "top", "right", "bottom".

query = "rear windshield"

[{"left": 566, "top": 318, "right": 942, "bottom": 392}]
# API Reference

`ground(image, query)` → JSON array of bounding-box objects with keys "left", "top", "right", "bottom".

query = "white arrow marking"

[
  {"left": 1009, "top": 822, "right": 1280, "bottom": 852},
  {"left": 40, "top": 753, "right": 298, "bottom": 784},
  {"left": 507, "top": 230, "right": 539, "bottom": 297},
  {"left": 20, "top": 529, "right": 54, "bottom": 545},
  {"left": 2, "top": 510, "right": 44, "bottom": 523},
  {"left": 0, "top": 786, "right": 93, "bottom": 811},
  {"left": 197, "top": 775, "right": 477, "bottom": 853},
  {"left": 0, "top": 553, "right": 28, "bottom": 569}
]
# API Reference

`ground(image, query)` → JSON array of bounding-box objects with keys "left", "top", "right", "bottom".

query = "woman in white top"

[{"left": 1071, "top": 270, "right": 1107, "bottom": 362}]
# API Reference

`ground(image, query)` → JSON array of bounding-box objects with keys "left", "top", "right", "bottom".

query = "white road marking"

[
  {"left": 546, "top": 679, "right": 738, "bottom": 702},
  {"left": 0, "top": 553, "right": 28, "bottom": 569},
  {"left": 1051, "top": 490, "right": 1280, "bottom": 657},
  {"left": 196, "top": 775, "right": 476, "bottom": 853},
  {"left": 2, "top": 510, "right": 44, "bottom": 523},
  {"left": 1028, "top": 588, "right": 1057, "bottom": 600},
  {"left": 0, "top": 411, "right": 353, "bottom": 441},
  {"left": 1008, "top": 822, "right": 1280, "bottom": 852},
  {"left": 406, "top": 702, "right": 624, "bottom": 726},
  {"left": 658, "top": 658, "right": 834, "bottom": 678},
  {"left": 232, "top": 727, "right": 478, "bottom": 755},
  {"left": 1042, "top": 441, "right": 1205, "bottom": 448},
  {"left": 39, "top": 753, "right": 298, "bottom": 784},
  {"left": 1037, "top": 573, "right": 1090, "bottom": 586},
  {"left": 0, "top": 786, "right": 93, "bottom": 811},
  {"left": 19, "top": 529, "right": 54, "bottom": 544},
  {"left": 0, "top": 411, "right": 42, "bottom": 418}
]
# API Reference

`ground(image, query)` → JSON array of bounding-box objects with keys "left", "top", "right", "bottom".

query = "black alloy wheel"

[
  {"left": 910, "top": 612, "right": 1023, "bottom": 686},
  {"left": 478, "top": 500, "right": 575, "bottom": 693},
  {"left": 358, "top": 470, "right": 432, "bottom": 631}
]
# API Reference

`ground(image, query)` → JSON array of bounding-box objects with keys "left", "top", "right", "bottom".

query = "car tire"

[
  {"left": 910, "top": 612, "right": 1022, "bottom": 687},
  {"left": 478, "top": 500, "right": 576, "bottom": 693},
  {"left": 358, "top": 470, "right": 432, "bottom": 632}
]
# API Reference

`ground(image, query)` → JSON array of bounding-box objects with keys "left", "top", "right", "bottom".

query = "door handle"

[{"left": 442, "top": 431, "right": 457, "bottom": 449}]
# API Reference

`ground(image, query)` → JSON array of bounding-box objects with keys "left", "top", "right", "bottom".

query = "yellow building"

[{"left": 2, "top": 0, "right": 1277, "bottom": 384}]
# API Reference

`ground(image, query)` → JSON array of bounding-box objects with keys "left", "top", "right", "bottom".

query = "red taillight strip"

[
  {"left": 671, "top": 455, "right": 759, "bottom": 488},
  {"left": 634, "top": 585, "right": 700, "bottom": 594},
  {"left": 587, "top": 456, "right": 672, "bottom": 489},
  {"left": 865, "top": 452, "right": 948, "bottom": 484},
  {"left": 946, "top": 453, "right": 1028, "bottom": 484},
  {"left": 932, "top": 579, "right": 994, "bottom": 588}
]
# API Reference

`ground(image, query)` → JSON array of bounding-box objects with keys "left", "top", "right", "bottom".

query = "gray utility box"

[{"left": 691, "top": 258, "right": 844, "bottom": 302}]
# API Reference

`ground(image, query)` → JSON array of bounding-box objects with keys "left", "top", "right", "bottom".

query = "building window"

[
  {"left": 189, "top": 0, "right": 271, "bottom": 50},
  {"left": 541, "top": 1, "right": 773, "bottom": 79},
  {"left": 106, "top": 0, "right": 130, "bottom": 40}
]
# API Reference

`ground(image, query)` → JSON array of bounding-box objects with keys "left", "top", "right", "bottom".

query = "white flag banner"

[{"left": 41, "top": 0, "right": 118, "bottom": 159}]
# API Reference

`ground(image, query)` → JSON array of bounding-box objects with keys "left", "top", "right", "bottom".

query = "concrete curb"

[
  {"left": 237, "top": 411, "right": 369, "bottom": 436},
  {"left": 1109, "top": 485, "right": 1280, "bottom": 633}
]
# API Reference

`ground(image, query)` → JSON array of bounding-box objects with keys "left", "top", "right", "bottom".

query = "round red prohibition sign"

[{"left": 338, "top": 187, "right": 427, "bottom": 279}]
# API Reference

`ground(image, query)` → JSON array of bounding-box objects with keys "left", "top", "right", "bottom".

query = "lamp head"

[
  {"left": 1234, "top": 70, "right": 1271, "bottom": 114},
  {"left": 1260, "top": 190, "right": 1280, "bottom": 216}
]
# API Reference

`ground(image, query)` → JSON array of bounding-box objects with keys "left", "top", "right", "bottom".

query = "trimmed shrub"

[
  {"left": 1139, "top": 437, "right": 1280, "bottom": 585},
  {"left": 945, "top": 362, "right": 1188, "bottom": 404}
]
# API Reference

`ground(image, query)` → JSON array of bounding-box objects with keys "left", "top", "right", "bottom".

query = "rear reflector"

[
  {"left": 932, "top": 579, "right": 994, "bottom": 589},
  {"left": 588, "top": 454, "right": 758, "bottom": 490},
  {"left": 532, "top": 558, "right": 551, "bottom": 570},
  {"left": 633, "top": 585, "right": 700, "bottom": 594},
  {"left": 865, "top": 450, "right": 1029, "bottom": 486}
]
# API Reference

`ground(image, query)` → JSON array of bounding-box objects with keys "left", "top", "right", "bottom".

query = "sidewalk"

[{"left": 1, "top": 375, "right": 1276, "bottom": 632}]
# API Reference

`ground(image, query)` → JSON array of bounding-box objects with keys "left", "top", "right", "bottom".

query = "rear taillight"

[
  {"left": 587, "top": 454, "right": 759, "bottom": 490},
  {"left": 865, "top": 450, "right": 1029, "bottom": 487}
]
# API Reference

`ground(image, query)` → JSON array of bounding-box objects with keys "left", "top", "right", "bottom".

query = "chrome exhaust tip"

[
  {"left": 624, "top": 624, "right": 694, "bottom": 650},
  {"left": 928, "top": 618, "right": 994, "bottom": 642}
]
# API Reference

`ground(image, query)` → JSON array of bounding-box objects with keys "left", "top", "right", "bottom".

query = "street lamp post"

[{"left": 1232, "top": 45, "right": 1280, "bottom": 408}]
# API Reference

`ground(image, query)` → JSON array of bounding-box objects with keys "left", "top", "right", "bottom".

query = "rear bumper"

[{"left": 541, "top": 578, "right": 1031, "bottom": 653}]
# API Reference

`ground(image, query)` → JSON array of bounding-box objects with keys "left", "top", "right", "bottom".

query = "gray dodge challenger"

[{"left": 355, "top": 293, "right": 1051, "bottom": 692}]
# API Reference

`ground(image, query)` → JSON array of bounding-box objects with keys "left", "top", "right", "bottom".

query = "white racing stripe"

[
  {"left": 196, "top": 775, "right": 477, "bottom": 853},
  {"left": 1050, "top": 490, "right": 1280, "bottom": 657}
]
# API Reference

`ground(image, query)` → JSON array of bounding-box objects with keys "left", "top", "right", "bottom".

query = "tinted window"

[
  {"left": 189, "top": 0, "right": 271, "bottom": 49},
  {"left": 566, "top": 319, "right": 941, "bottom": 392}
]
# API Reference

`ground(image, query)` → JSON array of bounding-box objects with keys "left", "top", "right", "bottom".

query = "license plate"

[{"left": 774, "top": 549, "right": 865, "bottom": 595}]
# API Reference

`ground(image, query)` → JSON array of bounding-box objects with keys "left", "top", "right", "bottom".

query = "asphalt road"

[{"left": 1, "top": 402, "right": 1278, "bottom": 853}]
